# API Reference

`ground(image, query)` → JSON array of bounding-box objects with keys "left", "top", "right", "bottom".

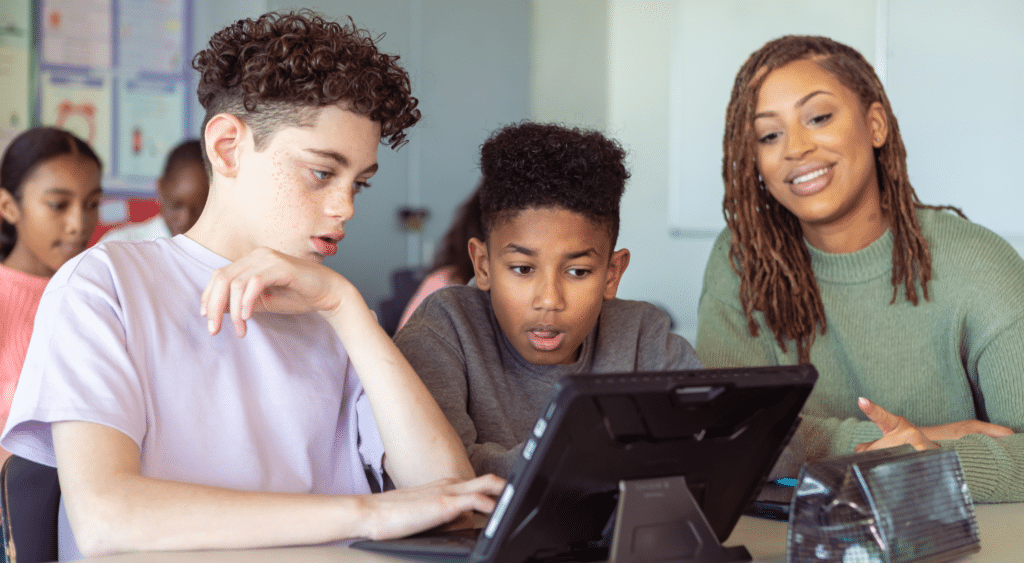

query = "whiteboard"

[{"left": 668, "top": 0, "right": 1024, "bottom": 238}]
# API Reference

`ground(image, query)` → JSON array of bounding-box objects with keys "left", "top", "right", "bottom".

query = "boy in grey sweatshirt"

[{"left": 395, "top": 122, "right": 701, "bottom": 478}]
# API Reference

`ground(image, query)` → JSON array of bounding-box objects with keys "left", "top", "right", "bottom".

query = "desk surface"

[{"left": 79, "top": 503, "right": 1021, "bottom": 563}]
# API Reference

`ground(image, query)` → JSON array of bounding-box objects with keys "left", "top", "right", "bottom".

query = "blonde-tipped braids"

[{"left": 721, "top": 35, "right": 963, "bottom": 364}]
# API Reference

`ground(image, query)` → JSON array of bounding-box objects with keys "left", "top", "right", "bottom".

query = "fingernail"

[
  {"left": 208, "top": 319, "right": 216, "bottom": 334},
  {"left": 858, "top": 397, "right": 870, "bottom": 407}
]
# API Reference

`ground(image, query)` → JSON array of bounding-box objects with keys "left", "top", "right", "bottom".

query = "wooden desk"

[{"left": 77, "top": 504, "right": 1022, "bottom": 563}]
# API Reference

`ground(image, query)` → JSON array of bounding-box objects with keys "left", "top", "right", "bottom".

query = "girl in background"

[
  {"left": 397, "top": 186, "right": 482, "bottom": 331},
  {"left": 696, "top": 35, "right": 1024, "bottom": 502},
  {"left": 0, "top": 127, "right": 102, "bottom": 457}
]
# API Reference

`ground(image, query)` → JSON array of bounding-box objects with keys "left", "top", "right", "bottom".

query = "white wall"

[{"left": 531, "top": 0, "right": 609, "bottom": 129}]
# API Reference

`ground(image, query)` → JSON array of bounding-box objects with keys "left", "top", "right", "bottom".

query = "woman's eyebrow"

[{"left": 754, "top": 90, "right": 831, "bottom": 120}]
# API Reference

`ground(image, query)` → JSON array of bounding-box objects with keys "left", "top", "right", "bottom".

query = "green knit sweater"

[{"left": 696, "top": 208, "right": 1024, "bottom": 503}]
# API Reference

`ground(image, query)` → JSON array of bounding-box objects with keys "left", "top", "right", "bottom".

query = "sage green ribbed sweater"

[{"left": 696, "top": 208, "right": 1024, "bottom": 503}]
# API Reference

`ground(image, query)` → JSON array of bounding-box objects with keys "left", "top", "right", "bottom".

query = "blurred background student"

[
  {"left": 101, "top": 139, "right": 209, "bottom": 242},
  {"left": 396, "top": 186, "right": 483, "bottom": 331},
  {"left": 0, "top": 126, "right": 102, "bottom": 459}
]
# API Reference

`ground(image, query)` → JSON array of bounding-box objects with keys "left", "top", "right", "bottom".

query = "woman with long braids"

[{"left": 696, "top": 35, "right": 1024, "bottom": 502}]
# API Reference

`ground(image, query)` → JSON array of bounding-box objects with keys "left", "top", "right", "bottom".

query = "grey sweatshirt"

[{"left": 394, "top": 285, "right": 702, "bottom": 477}]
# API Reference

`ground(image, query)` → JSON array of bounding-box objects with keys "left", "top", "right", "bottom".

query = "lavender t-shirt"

[{"left": 1, "top": 236, "right": 383, "bottom": 559}]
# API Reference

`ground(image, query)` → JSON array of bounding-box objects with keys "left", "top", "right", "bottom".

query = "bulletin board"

[
  {"left": 0, "top": 0, "right": 33, "bottom": 155},
  {"left": 33, "top": 0, "right": 194, "bottom": 195}
]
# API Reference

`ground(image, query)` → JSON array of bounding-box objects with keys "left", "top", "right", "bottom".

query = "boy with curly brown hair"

[
  {"left": 395, "top": 122, "right": 703, "bottom": 478},
  {"left": 1, "top": 11, "right": 502, "bottom": 558}
]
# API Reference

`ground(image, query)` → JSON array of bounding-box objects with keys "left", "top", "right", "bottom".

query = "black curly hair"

[
  {"left": 191, "top": 10, "right": 421, "bottom": 170},
  {"left": 478, "top": 122, "right": 630, "bottom": 248}
]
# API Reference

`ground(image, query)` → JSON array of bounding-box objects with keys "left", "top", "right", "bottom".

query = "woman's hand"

[
  {"left": 918, "top": 419, "right": 1013, "bottom": 441},
  {"left": 201, "top": 247, "right": 354, "bottom": 337},
  {"left": 854, "top": 397, "right": 939, "bottom": 453}
]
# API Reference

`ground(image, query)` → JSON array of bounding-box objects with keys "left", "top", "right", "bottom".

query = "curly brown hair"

[
  {"left": 722, "top": 35, "right": 963, "bottom": 364},
  {"left": 478, "top": 122, "right": 630, "bottom": 248},
  {"left": 192, "top": 10, "right": 420, "bottom": 164}
]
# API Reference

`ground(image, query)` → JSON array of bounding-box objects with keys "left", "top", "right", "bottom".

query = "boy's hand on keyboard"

[{"left": 360, "top": 474, "right": 505, "bottom": 541}]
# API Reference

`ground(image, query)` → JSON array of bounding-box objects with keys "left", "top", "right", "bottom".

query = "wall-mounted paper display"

[
  {"left": 40, "top": 0, "right": 113, "bottom": 69},
  {"left": 117, "top": 79, "right": 186, "bottom": 179},
  {"left": 40, "top": 71, "right": 113, "bottom": 166},
  {"left": 0, "top": 0, "right": 32, "bottom": 155}
]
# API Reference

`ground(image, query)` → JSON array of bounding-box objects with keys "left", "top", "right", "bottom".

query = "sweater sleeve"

[
  {"left": 946, "top": 317, "right": 1024, "bottom": 503},
  {"left": 694, "top": 231, "right": 780, "bottom": 368},
  {"left": 393, "top": 296, "right": 523, "bottom": 478}
]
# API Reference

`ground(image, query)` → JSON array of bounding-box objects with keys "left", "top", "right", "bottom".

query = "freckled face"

[
  {"left": 159, "top": 162, "right": 209, "bottom": 236},
  {"left": 1, "top": 154, "right": 102, "bottom": 277},
  {"left": 232, "top": 106, "right": 381, "bottom": 263},
  {"left": 471, "top": 207, "right": 628, "bottom": 366},
  {"left": 753, "top": 59, "right": 887, "bottom": 247}
]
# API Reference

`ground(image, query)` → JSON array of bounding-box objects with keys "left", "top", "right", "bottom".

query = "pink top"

[
  {"left": 397, "top": 265, "right": 461, "bottom": 332},
  {"left": 0, "top": 263, "right": 49, "bottom": 447}
]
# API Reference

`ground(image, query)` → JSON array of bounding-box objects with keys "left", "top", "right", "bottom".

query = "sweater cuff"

[{"left": 942, "top": 435, "right": 1012, "bottom": 504}]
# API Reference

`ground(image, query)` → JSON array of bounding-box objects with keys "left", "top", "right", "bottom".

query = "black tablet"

[{"left": 354, "top": 365, "right": 817, "bottom": 563}]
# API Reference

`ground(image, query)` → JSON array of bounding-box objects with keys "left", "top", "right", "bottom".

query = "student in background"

[
  {"left": 695, "top": 35, "right": 1024, "bottom": 502},
  {"left": 1, "top": 12, "right": 501, "bottom": 559},
  {"left": 395, "top": 122, "right": 702, "bottom": 478},
  {"left": 0, "top": 127, "right": 102, "bottom": 461},
  {"left": 396, "top": 186, "right": 482, "bottom": 331},
  {"left": 101, "top": 139, "right": 209, "bottom": 242}
]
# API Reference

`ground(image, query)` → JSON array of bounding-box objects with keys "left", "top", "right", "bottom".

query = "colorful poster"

[
  {"left": 40, "top": 0, "right": 113, "bottom": 69},
  {"left": 119, "top": 0, "right": 186, "bottom": 75},
  {"left": 0, "top": 0, "right": 32, "bottom": 155},
  {"left": 40, "top": 71, "right": 114, "bottom": 167},
  {"left": 117, "top": 78, "right": 186, "bottom": 178}
]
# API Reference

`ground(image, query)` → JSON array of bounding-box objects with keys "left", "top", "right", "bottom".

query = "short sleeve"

[{"left": 2, "top": 256, "right": 147, "bottom": 466}]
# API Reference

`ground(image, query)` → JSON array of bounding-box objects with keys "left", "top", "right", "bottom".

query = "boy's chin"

[{"left": 517, "top": 343, "right": 581, "bottom": 366}]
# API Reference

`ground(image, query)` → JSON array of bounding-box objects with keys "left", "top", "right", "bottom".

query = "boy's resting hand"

[
  {"left": 201, "top": 247, "right": 356, "bottom": 337},
  {"left": 359, "top": 475, "right": 506, "bottom": 541}
]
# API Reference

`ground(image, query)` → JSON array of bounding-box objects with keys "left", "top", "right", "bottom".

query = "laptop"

[{"left": 352, "top": 365, "right": 817, "bottom": 562}]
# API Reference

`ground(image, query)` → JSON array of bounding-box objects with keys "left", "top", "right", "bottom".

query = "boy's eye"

[
  {"left": 567, "top": 268, "right": 591, "bottom": 278},
  {"left": 510, "top": 265, "right": 534, "bottom": 275}
]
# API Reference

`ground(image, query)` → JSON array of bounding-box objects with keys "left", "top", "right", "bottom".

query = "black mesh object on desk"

[{"left": 788, "top": 446, "right": 980, "bottom": 563}]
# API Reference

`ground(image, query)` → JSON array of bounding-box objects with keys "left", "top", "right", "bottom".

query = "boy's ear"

[
  {"left": 468, "top": 237, "right": 491, "bottom": 290},
  {"left": 204, "top": 113, "right": 246, "bottom": 178},
  {"left": 0, "top": 188, "right": 20, "bottom": 224},
  {"left": 603, "top": 248, "right": 631, "bottom": 300}
]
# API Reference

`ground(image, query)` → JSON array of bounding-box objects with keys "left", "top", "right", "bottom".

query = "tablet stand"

[{"left": 609, "top": 476, "right": 752, "bottom": 563}]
